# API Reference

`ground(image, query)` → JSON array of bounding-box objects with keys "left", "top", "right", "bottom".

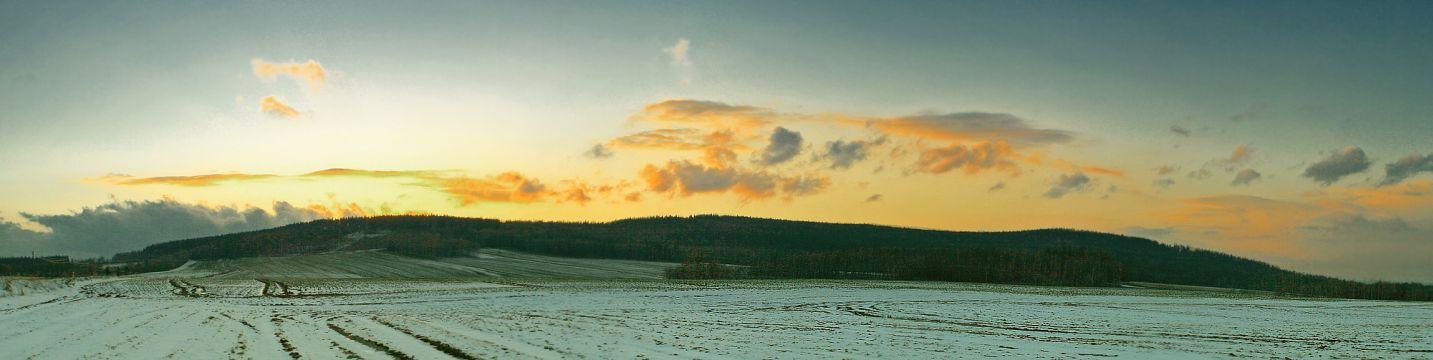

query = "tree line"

[{"left": 0, "top": 257, "right": 180, "bottom": 278}]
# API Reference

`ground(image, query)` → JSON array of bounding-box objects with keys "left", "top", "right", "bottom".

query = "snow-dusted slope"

[
  {"left": 178, "top": 249, "right": 675, "bottom": 280},
  {"left": 189, "top": 250, "right": 495, "bottom": 279},
  {"left": 439, "top": 249, "right": 674, "bottom": 279},
  {"left": 0, "top": 277, "right": 72, "bottom": 298}
]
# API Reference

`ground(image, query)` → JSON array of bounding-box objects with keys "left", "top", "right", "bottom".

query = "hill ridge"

[{"left": 76, "top": 215, "right": 1433, "bottom": 301}]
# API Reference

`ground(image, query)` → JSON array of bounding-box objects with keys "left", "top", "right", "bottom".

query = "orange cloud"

[
  {"left": 623, "top": 100, "right": 1084, "bottom": 180},
  {"left": 252, "top": 58, "right": 327, "bottom": 90},
  {"left": 305, "top": 202, "right": 371, "bottom": 219},
  {"left": 779, "top": 175, "right": 831, "bottom": 197},
  {"left": 701, "top": 146, "right": 738, "bottom": 168},
  {"left": 731, "top": 177, "right": 777, "bottom": 200},
  {"left": 1200, "top": 144, "right": 1256, "bottom": 172},
  {"left": 638, "top": 160, "right": 831, "bottom": 201},
  {"left": 97, "top": 168, "right": 438, "bottom": 187},
  {"left": 1158, "top": 189, "right": 1432, "bottom": 280},
  {"left": 92, "top": 168, "right": 630, "bottom": 208},
  {"left": 439, "top": 172, "right": 549, "bottom": 205},
  {"left": 638, "top": 163, "right": 677, "bottom": 194},
  {"left": 1231, "top": 144, "right": 1254, "bottom": 163},
  {"left": 623, "top": 192, "right": 643, "bottom": 202},
  {"left": 1167, "top": 195, "right": 1330, "bottom": 256},
  {"left": 608, "top": 128, "right": 708, "bottom": 150},
  {"left": 260, "top": 96, "right": 300, "bottom": 118},
  {"left": 608, "top": 128, "right": 747, "bottom": 169},
  {"left": 627, "top": 99, "right": 1079, "bottom": 153},
  {"left": 913, "top": 141, "right": 1019, "bottom": 175},
  {"left": 83, "top": 173, "right": 135, "bottom": 184},
  {"left": 633, "top": 99, "right": 778, "bottom": 130},
  {"left": 639, "top": 160, "right": 776, "bottom": 201},
  {"left": 108, "top": 173, "right": 279, "bottom": 187},
  {"left": 1047, "top": 159, "right": 1126, "bottom": 177},
  {"left": 303, "top": 168, "right": 437, "bottom": 178},
  {"left": 550, "top": 179, "right": 634, "bottom": 206},
  {"left": 557, "top": 185, "right": 592, "bottom": 206},
  {"left": 1323, "top": 179, "right": 1433, "bottom": 211},
  {"left": 869, "top": 112, "right": 1073, "bottom": 147},
  {"left": 114, "top": 174, "right": 277, "bottom": 187},
  {"left": 1080, "top": 165, "right": 1125, "bottom": 177}
]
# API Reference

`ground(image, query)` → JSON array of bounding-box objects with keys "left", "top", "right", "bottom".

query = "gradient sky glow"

[{"left": 2, "top": 1, "right": 1431, "bottom": 281}]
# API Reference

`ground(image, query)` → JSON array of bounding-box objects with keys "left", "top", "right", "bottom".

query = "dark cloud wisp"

[
  {"left": 819, "top": 139, "right": 877, "bottom": 169},
  {"left": 757, "top": 127, "right": 803, "bottom": 165},
  {"left": 1302, "top": 146, "right": 1372, "bottom": 186},
  {"left": 1044, "top": 172, "right": 1091, "bottom": 199},
  {"left": 1379, "top": 152, "right": 1432, "bottom": 187},
  {"left": 1231, "top": 169, "right": 1262, "bottom": 186},
  {"left": 584, "top": 144, "right": 615, "bottom": 159}
]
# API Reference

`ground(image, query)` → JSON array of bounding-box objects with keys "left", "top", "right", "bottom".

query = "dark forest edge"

[{"left": 2, "top": 214, "right": 1428, "bottom": 301}]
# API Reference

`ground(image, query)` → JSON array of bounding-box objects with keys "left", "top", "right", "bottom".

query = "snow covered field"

[
  {"left": 1, "top": 277, "right": 72, "bottom": 298},
  {"left": 1, "top": 252, "right": 1429, "bottom": 359}
]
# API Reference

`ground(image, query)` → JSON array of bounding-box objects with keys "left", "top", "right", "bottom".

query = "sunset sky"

[{"left": 1, "top": 1, "right": 1430, "bottom": 281}]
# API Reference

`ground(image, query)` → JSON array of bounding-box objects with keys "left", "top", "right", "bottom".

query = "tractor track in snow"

[
  {"left": 270, "top": 315, "right": 304, "bottom": 359},
  {"left": 258, "top": 278, "right": 298, "bottom": 297},
  {"left": 326, "top": 322, "right": 416, "bottom": 360},
  {"left": 168, "top": 279, "right": 209, "bottom": 297},
  {"left": 371, "top": 317, "right": 481, "bottom": 360}
]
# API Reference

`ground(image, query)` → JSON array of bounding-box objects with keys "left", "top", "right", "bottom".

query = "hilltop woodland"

[
  {"left": 0, "top": 257, "right": 177, "bottom": 278},
  {"left": 4, "top": 215, "right": 1424, "bottom": 301}
]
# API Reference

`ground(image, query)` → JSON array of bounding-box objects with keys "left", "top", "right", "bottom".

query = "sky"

[{"left": 1, "top": 1, "right": 1431, "bottom": 282}]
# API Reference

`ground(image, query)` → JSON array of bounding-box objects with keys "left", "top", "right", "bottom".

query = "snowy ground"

[
  {"left": 1, "top": 252, "right": 1429, "bottom": 359},
  {"left": 1, "top": 277, "right": 73, "bottom": 298}
]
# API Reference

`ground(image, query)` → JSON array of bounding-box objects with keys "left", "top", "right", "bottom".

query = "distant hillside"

[
  {"left": 181, "top": 249, "right": 674, "bottom": 280},
  {"left": 107, "top": 215, "right": 1430, "bottom": 300}
]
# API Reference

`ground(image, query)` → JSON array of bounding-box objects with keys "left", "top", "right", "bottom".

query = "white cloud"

[
  {"left": 664, "top": 38, "right": 693, "bottom": 84},
  {"left": 665, "top": 38, "right": 692, "bottom": 66}
]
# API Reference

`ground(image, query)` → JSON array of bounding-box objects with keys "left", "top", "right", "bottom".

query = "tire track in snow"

[
  {"left": 328, "top": 340, "right": 363, "bottom": 359},
  {"left": 217, "top": 311, "right": 268, "bottom": 358},
  {"left": 370, "top": 317, "right": 482, "bottom": 360},
  {"left": 326, "top": 321, "right": 416, "bottom": 360},
  {"left": 258, "top": 278, "right": 298, "bottom": 297},
  {"left": 275, "top": 280, "right": 295, "bottom": 296},
  {"left": 270, "top": 315, "right": 304, "bottom": 359},
  {"left": 327, "top": 315, "right": 493, "bottom": 359},
  {"left": 229, "top": 331, "right": 250, "bottom": 358},
  {"left": 219, "top": 311, "right": 260, "bottom": 332},
  {"left": 266, "top": 311, "right": 378, "bottom": 359},
  {"left": 168, "top": 279, "right": 209, "bottom": 297},
  {"left": 404, "top": 314, "right": 576, "bottom": 359}
]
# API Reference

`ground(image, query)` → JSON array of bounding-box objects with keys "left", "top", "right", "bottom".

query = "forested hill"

[{"left": 109, "top": 215, "right": 1429, "bottom": 300}]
